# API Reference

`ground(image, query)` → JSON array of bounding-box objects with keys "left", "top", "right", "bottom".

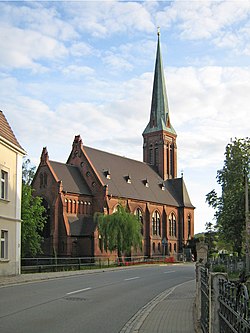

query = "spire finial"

[{"left": 157, "top": 26, "right": 160, "bottom": 36}]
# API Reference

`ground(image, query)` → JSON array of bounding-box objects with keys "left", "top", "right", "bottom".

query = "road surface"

[{"left": 0, "top": 264, "right": 195, "bottom": 333}]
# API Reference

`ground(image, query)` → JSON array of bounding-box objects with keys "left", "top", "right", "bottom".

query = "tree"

[
  {"left": 21, "top": 158, "right": 46, "bottom": 257},
  {"left": 95, "top": 205, "right": 142, "bottom": 261},
  {"left": 206, "top": 138, "right": 250, "bottom": 255}
]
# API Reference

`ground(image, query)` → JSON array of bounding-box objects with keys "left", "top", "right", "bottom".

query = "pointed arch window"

[
  {"left": 169, "top": 212, "right": 176, "bottom": 237},
  {"left": 155, "top": 143, "right": 159, "bottom": 166},
  {"left": 149, "top": 145, "right": 153, "bottom": 165},
  {"left": 134, "top": 208, "right": 143, "bottom": 235},
  {"left": 188, "top": 214, "right": 191, "bottom": 239},
  {"left": 152, "top": 211, "right": 160, "bottom": 236}
]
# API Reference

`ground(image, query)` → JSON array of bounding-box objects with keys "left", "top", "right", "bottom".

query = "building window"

[
  {"left": 149, "top": 146, "right": 153, "bottom": 165},
  {"left": 188, "top": 214, "right": 191, "bottom": 238},
  {"left": 135, "top": 208, "right": 143, "bottom": 235},
  {"left": 0, "top": 230, "right": 8, "bottom": 259},
  {"left": 155, "top": 145, "right": 159, "bottom": 165},
  {"left": 0, "top": 170, "right": 8, "bottom": 200},
  {"left": 169, "top": 212, "right": 176, "bottom": 237},
  {"left": 39, "top": 172, "right": 48, "bottom": 188},
  {"left": 152, "top": 211, "right": 160, "bottom": 236}
]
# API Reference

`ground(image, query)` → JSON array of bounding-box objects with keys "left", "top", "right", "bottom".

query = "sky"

[{"left": 1, "top": 0, "right": 250, "bottom": 234}]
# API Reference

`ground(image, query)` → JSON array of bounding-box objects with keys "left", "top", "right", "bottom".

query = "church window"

[
  {"left": 152, "top": 242, "right": 155, "bottom": 253},
  {"left": 44, "top": 173, "right": 47, "bottom": 186},
  {"left": 149, "top": 147, "right": 153, "bottom": 165},
  {"left": 169, "top": 212, "right": 176, "bottom": 237},
  {"left": 39, "top": 173, "right": 43, "bottom": 187},
  {"left": 152, "top": 211, "right": 160, "bottom": 236},
  {"left": 39, "top": 172, "right": 48, "bottom": 188},
  {"left": 170, "top": 144, "right": 174, "bottom": 177},
  {"left": 134, "top": 208, "right": 143, "bottom": 235},
  {"left": 174, "top": 243, "right": 177, "bottom": 252},
  {"left": 188, "top": 215, "right": 191, "bottom": 238},
  {"left": 158, "top": 243, "right": 161, "bottom": 252},
  {"left": 155, "top": 144, "right": 159, "bottom": 165},
  {"left": 86, "top": 171, "right": 91, "bottom": 177}
]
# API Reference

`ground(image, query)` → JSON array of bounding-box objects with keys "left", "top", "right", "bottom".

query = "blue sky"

[{"left": 1, "top": 0, "right": 250, "bottom": 233}]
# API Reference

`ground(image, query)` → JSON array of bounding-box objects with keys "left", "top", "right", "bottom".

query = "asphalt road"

[{"left": 0, "top": 264, "right": 195, "bottom": 333}]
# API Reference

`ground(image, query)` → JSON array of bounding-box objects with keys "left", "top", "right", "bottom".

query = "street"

[{"left": 0, "top": 264, "right": 195, "bottom": 333}]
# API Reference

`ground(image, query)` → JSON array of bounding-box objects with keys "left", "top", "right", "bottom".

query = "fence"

[
  {"left": 200, "top": 267, "right": 209, "bottom": 333},
  {"left": 196, "top": 263, "right": 250, "bottom": 333},
  {"left": 21, "top": 255, "right": 175, "bottom": 273},
  {"left": 218, "top": 278, "right": 250, "bottom": 333}
]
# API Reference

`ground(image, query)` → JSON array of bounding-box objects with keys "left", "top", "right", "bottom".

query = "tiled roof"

[
  {"left": 164, "top": 178, "right": 194, "bottom": 209},
  {"left": 83, "top": 145, "right": 182, "bottom": 207},
  {"left": 0, "top": 110, "right": 24, "bottom": 151},
  {"left": 50, "top": 161, "right": 92, "bottom": 195}
]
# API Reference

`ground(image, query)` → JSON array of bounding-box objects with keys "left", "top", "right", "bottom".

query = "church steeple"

[{"left": 143, "top": 30, "right": 177, "bottom": 180}]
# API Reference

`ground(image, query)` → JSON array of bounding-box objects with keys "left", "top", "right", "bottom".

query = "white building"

[{"left": 0, "top": 110, "right": 26, "bottom": 276}]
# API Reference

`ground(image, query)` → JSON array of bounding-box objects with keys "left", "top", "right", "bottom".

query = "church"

[{"left": 32, "top": 33, "right": 195, "bottom": 259}]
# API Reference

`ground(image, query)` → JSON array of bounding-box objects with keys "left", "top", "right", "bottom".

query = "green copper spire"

[{"left": 143, "top": 30, "right": 176, "bottom": 135}]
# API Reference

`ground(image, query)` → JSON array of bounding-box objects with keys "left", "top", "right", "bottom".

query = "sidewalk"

[
  {"left": 0, "top": 268, "right": 197, "bottom": 333},
  {"left": 120, "top": 279, "right": 196, "bottom": 333},
  {"left": 138, "top": 279, "right": 196, "bottom": 333}
]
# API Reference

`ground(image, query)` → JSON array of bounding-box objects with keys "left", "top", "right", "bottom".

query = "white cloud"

[
  {"left": 0, "top": 25, "right": 68, "bottom": 71},
  {"left": 62, "top": 65, "right": 95, "bottom": 77},
  {"left": 157, "top": 1, "right": 250, "bottom": 46},
  {"left": 0, "top": 2, "right": 78, "bottom": 41},
  {"left": 64, "top": 1, "right": 155, "bottom": 37}
]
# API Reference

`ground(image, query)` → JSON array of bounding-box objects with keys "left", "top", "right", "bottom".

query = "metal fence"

[
  {"left": 218, "top": 278, "right": 250, "bottom": 333},
  {"left": 21, "top": 255, "right": 175, "bottom": 273},
  {"left": 200, "top": 267, "right": 209, "bottom": 333}
]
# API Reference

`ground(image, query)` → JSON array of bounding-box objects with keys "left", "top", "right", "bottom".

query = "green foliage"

[
  {"left": 21, "top": 158, "right": 46, "bottom": 257},
  {"left": 204, "top": 222, "right": 217, "bottom": 257},
  {"left": 212, "top": 264, "right": 226, "bottom": 273},
  {"left": 206, "top": 138, "right": 250, "bottom": 255},
  {"left": 95, "top": 205, "right": 142, "bottom": 259}
]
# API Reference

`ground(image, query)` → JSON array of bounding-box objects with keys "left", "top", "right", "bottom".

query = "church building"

[{"left": 32, "top": 33, "right": 195, "bottom": 259}]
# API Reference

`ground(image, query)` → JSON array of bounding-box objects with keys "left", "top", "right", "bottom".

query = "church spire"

[
  {"left": 143, "top": 29, "right": 176, "bottom": 136},
  {"left": 142, "top": 30, "right": 177, "bottom": 180}
]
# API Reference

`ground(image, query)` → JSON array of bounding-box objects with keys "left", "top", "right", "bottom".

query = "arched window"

[
  {"left": 149, "top": 145, "right": 153, "bottom": 165},
  {"left": 152, "top": 211, "right": 160, "bottom": 236},
  {"left": 188, "top": 214, "right": 191, "bottom": 238},
  {"left": 169, "top": 212, "right": 176, "bottom": 237},
  {"left": 134, "top": 208, "right": 143, "bottom": 235},
  {"left": 155, "top": 143, "right": 159, "bottom": 166}
]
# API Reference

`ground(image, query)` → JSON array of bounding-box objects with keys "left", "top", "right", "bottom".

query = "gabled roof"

[
  {"left": 143, "top": 32, "right": 176, "bottom": 136},
  {"left": 165, "top": 178, "right": 194, "bottom": 209},
  {"left": 50, "top": 161, "right": 91, "bottom": 195},
  {"left": 0, "top": 110, "right": 25, "bottom": 152},
  {"left": 83, "top": 145, "right": 180, "bottom": 207}
]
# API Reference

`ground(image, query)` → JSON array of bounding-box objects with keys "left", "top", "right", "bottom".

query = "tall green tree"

[
  {"left": 21, "top": 159, "right": 46, "bottom": 257},
  {"left": 95, "top": 205, "right": 142, "bottom": 261},
  {"left": 206, "top": 138, "right": 250, "bottom": 255}
]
